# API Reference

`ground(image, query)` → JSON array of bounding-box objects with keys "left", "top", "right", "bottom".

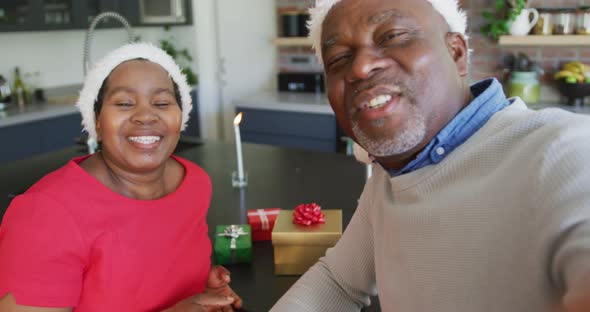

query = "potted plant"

[{"left": 481, "top": 0, "right": 527, "bottom": 39}]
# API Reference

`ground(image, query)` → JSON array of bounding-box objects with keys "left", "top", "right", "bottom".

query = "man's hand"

[{"left": 205, "top": 265, "right": 243, "bottom": 311}]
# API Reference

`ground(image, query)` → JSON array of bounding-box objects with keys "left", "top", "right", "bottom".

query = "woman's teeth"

[
  {"left": 367, "top": 95, "right": 392, "bottom": 109},
  {"left": 128, "top": 136, "right": 161, "bottom": 144}
]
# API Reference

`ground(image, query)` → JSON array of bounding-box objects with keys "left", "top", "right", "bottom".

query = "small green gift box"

[{"left": 214, "top": 224, "right": 252, "bottom": 265}]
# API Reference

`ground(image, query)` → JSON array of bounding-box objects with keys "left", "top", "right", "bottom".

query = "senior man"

[{"left": 271, "top": 0, "right": 590, "bottom": 311}]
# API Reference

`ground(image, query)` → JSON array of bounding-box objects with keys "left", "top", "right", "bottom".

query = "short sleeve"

[{"left": 0, "top": 192, "right": 87, "bottom": 307}]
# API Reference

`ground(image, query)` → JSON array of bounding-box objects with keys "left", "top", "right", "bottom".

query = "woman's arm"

[{"left": 0, "top": 293, "right": 71, "bottom": 312}]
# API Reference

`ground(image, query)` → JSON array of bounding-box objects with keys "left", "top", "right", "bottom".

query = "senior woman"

[{"left": 0, "top": 43, "right": 241, "bottom": 312}]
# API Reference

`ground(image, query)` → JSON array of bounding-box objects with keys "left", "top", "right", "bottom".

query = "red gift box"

[{"left": 247, "top": 208, "right": 281, "bottom": 241}]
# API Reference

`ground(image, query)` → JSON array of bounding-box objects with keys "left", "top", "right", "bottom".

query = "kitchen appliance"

[
  {"left": 281, "top": 11, "right": 311, "bottom": 37},
  {"left": 279, "top": 53, "right": 322, "bottom": 73},
  {"left": 281, "top": 11, "right": 300, "bottom": 37},
  {"left": 139, "top": 0, "right": 186, "bottom": 24},
  {"left": 278, "top": 72, "right": 324, "bottom": 93}
]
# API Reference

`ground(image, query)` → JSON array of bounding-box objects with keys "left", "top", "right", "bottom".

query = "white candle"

[{"left": 233, "top": 112, "right": 245, "bottom": 181}]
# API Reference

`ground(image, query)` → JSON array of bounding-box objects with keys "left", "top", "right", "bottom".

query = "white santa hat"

[
  {"left": 76, "top": 42, "right": 192, "bottom": 141},
  {"left": 308, "top": 0, "right": 468, "bottom": 64}
]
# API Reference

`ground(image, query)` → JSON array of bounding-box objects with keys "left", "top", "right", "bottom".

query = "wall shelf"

[
  {"left": 273, "top": 37, "right": 313, "bottom": 46},
  {"left": 498, "top": 35, "right": 590, "bottom": 46}
]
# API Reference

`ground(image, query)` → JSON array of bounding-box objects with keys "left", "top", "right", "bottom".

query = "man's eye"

[
  {"left": 379, "top": 31, "right": 408, "bottom": 45},
  {"left": 154, "top": 102, "right": 170, "bottom": 107},
  {"left": 327, "top": 54, "right": 350, "bottom": 70},
  {"left": 116, "top": 102, "right": 133, "bottom": 107}
]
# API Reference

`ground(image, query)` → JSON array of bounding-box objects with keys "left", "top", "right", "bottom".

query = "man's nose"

[{"left": 345, "top": 48, "right": 394, "bottom": 82}]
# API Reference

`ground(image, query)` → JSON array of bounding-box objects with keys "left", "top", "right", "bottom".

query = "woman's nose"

[{"left": 131, "top": 102, "right": 159, "bottom": 124}]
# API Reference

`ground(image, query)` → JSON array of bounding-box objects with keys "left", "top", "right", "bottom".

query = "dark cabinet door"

[
  {"left": 37, "top": 0, "right": 80, "bottom": 30},
  {"left": 0, "top": 0, "right": 36, "bottom": 31},
  {"left": 0, "top": 113, "right": 82, "bottom": 165},
  {"left": 81, "top": 0, "right": 130, "bottom": 29},
  {"left": 0, "top": 122, "right": 42, "bottom": 164},
  {"left": 38, "top": 113, "right": 82, "bottom": 152},
  {"left": 237, "top": 108, "right": 338, "bottom": 153}
]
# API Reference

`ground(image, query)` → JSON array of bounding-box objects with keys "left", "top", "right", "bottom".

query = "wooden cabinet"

[
  {"left": 0, "top": 0, "right": 192, "bottom": 32},
  {"left": 0, "top": 113, "right": 81, "bottom": 164},
  {"left": 236, "top": 107, "right": 338, "bottom": 153}
]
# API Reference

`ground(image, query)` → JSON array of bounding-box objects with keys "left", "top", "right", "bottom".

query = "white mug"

[{"left": 509, "top": 8, "right": 539, "bottom": 36}]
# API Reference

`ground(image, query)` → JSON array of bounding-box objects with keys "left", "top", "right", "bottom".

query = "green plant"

[
  {"left": 481, "top": 0, "right": 527, "bottom": 39},
  {"left": 159, "top": 28, "right": 198, "bottom": 86}
]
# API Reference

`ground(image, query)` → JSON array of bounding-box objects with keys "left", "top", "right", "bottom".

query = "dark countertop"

[{"left": 0, "top": 140, "right": 379, "bottom": 312}]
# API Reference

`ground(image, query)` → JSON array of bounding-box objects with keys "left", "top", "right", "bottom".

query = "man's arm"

[{"left": 271, "top": 176, "right": 378, "bottom": 311}]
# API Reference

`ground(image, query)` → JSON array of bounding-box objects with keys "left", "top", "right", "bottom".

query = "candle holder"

[{"left": 231, "top": 171, "right": 248, "bottom": 188}]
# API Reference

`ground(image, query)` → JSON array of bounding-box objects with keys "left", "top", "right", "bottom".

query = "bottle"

[
  {"left": 0, "top": 75, "right": 12, "bottom": 109},
  {"left": 12, "top": 67, "right": 28, "bottom": 108}
]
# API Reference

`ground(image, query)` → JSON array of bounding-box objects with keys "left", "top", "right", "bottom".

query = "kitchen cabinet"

[
  {"left": 0, "top": 0, "right": 36, "bottom": 31},
  {"left": 236, "top": 107, "right": 338, "bottom": 153},
  {"left": 0, "top": 0, "right": 191, "bottom": 32},
  {"left": 0, "top": 112, "right": 81, "bottom": 164}
]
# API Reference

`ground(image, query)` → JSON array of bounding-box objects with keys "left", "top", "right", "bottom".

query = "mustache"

[{"left": 351, "top": 77, "right": 406, "bottom": 95}]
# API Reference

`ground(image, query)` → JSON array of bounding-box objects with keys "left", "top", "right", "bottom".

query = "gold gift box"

[{"left": 272, "top": 209, "right": 342, "bottom": 275}]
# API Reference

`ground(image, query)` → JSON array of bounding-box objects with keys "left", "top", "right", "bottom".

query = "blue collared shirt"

[{"left": 387, "top": 78, "right": 511, "bottom": 176}]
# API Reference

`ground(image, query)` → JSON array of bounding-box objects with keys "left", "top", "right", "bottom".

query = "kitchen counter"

[
  {"left": 0, "top": 84, "right": 80, "bottom": 128},
  {"left": 0, "top": 102, "right": 78, "bottom": 128},
  {"left": 235, "top": 91, "right": 333, "bottom": 114}
]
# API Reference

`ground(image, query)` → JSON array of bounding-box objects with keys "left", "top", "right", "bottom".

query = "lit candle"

[{"left": 233, "top": 112, "right": 245, "bottom": 181}]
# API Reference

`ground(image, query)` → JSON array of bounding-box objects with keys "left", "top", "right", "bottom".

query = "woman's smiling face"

[{"left": 95, "top": 59, "right": 182, "bottom": 172}]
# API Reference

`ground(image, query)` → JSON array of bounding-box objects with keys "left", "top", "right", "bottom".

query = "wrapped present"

[
  {"left": 247, "top": 208, "right": 281, "bottom": 241},
  {"left": 272, "top": 209, "right": 342, "bottom": 275},
  {"left": 214, "top": 224, "right": 252, "bottom": 265}
]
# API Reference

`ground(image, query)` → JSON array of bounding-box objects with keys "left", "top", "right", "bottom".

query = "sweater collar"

[{"left": 385, "top": 78, "right": 510, "bottom": 177}]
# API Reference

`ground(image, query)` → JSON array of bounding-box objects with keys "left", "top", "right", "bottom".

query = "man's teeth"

[
  {"left": 128, "top": 136, "right": 161, "bottom": 144},
  {"left": 367, "top": 95, "right": 392, "bottom": 108}
]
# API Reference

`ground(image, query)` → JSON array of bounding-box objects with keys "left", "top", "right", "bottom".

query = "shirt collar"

[{"left": 385, "top": 78, "right": 510, "bottom": 176}]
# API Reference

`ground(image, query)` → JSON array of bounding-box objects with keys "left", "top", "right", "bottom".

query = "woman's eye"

[
  {"left": 154, "top": 102, "right": 170, "bottom": 107},
  {"left": 115, "top": 102, "right": 133, "bottom": 107}
]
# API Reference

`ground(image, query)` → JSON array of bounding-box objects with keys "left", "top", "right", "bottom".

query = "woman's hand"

[
  {"left": 163, "top": 293, "right": 234, "bottom": 312},
  {"left": 205, "top": 265, "right": 243, "bottom": 310}
]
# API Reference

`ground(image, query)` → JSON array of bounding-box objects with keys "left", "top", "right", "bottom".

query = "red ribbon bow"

[{"left": 293, "top": 203, "right": 325, "bottom": 226}]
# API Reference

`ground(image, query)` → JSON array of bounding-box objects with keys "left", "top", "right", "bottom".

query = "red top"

[{"left": 0, "top": 155, "right": 212, "bottom": 311}]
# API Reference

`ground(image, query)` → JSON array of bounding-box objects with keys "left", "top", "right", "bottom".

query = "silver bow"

[{"left": 218, "top": 225, "right": 248, "bottom": 250}]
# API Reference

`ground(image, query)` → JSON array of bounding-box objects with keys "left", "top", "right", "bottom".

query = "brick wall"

[{"left": 277, "top": 0, "right": 590, "bottom": 101}]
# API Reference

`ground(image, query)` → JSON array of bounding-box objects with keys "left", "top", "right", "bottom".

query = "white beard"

[{"left": 351, "top": 108, "right": 426, "bottom": 157}]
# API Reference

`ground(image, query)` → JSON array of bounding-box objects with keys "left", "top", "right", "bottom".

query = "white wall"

[
  {"left": 0, "top": 26, "right": 197, "bottom": 89},
  {"left": 216, "top": 0, "right": 277, "bottom": 142},
  {"left": 193, "top": 0, "right": 277, "bottom": 142}
]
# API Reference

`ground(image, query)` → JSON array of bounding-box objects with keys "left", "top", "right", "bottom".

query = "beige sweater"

[{"left": 271, "top": 100, "right": 590, "bottom": 312}]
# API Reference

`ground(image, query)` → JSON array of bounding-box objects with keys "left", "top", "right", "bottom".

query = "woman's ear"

[
  {"left": 95, "top": 116, "right": 101, "bottom": 141},
  {"left": 446, "top": 33, "right": 468, "bottom": 77}
]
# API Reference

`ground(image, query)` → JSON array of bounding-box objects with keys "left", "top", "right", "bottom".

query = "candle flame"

[{"left": 233, "top": 112, "right": 243, "bottom": 125}]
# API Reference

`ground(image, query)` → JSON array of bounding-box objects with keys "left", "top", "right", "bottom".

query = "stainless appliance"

[
  {"left": 279, "top": 53, "right": 322, "bottom": 73},
  {"left": 278, "top": 72, "right": 324, "bottom": 93},
  {"left": 139, "top": 0, "right": 186, "bottom": 24}
]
